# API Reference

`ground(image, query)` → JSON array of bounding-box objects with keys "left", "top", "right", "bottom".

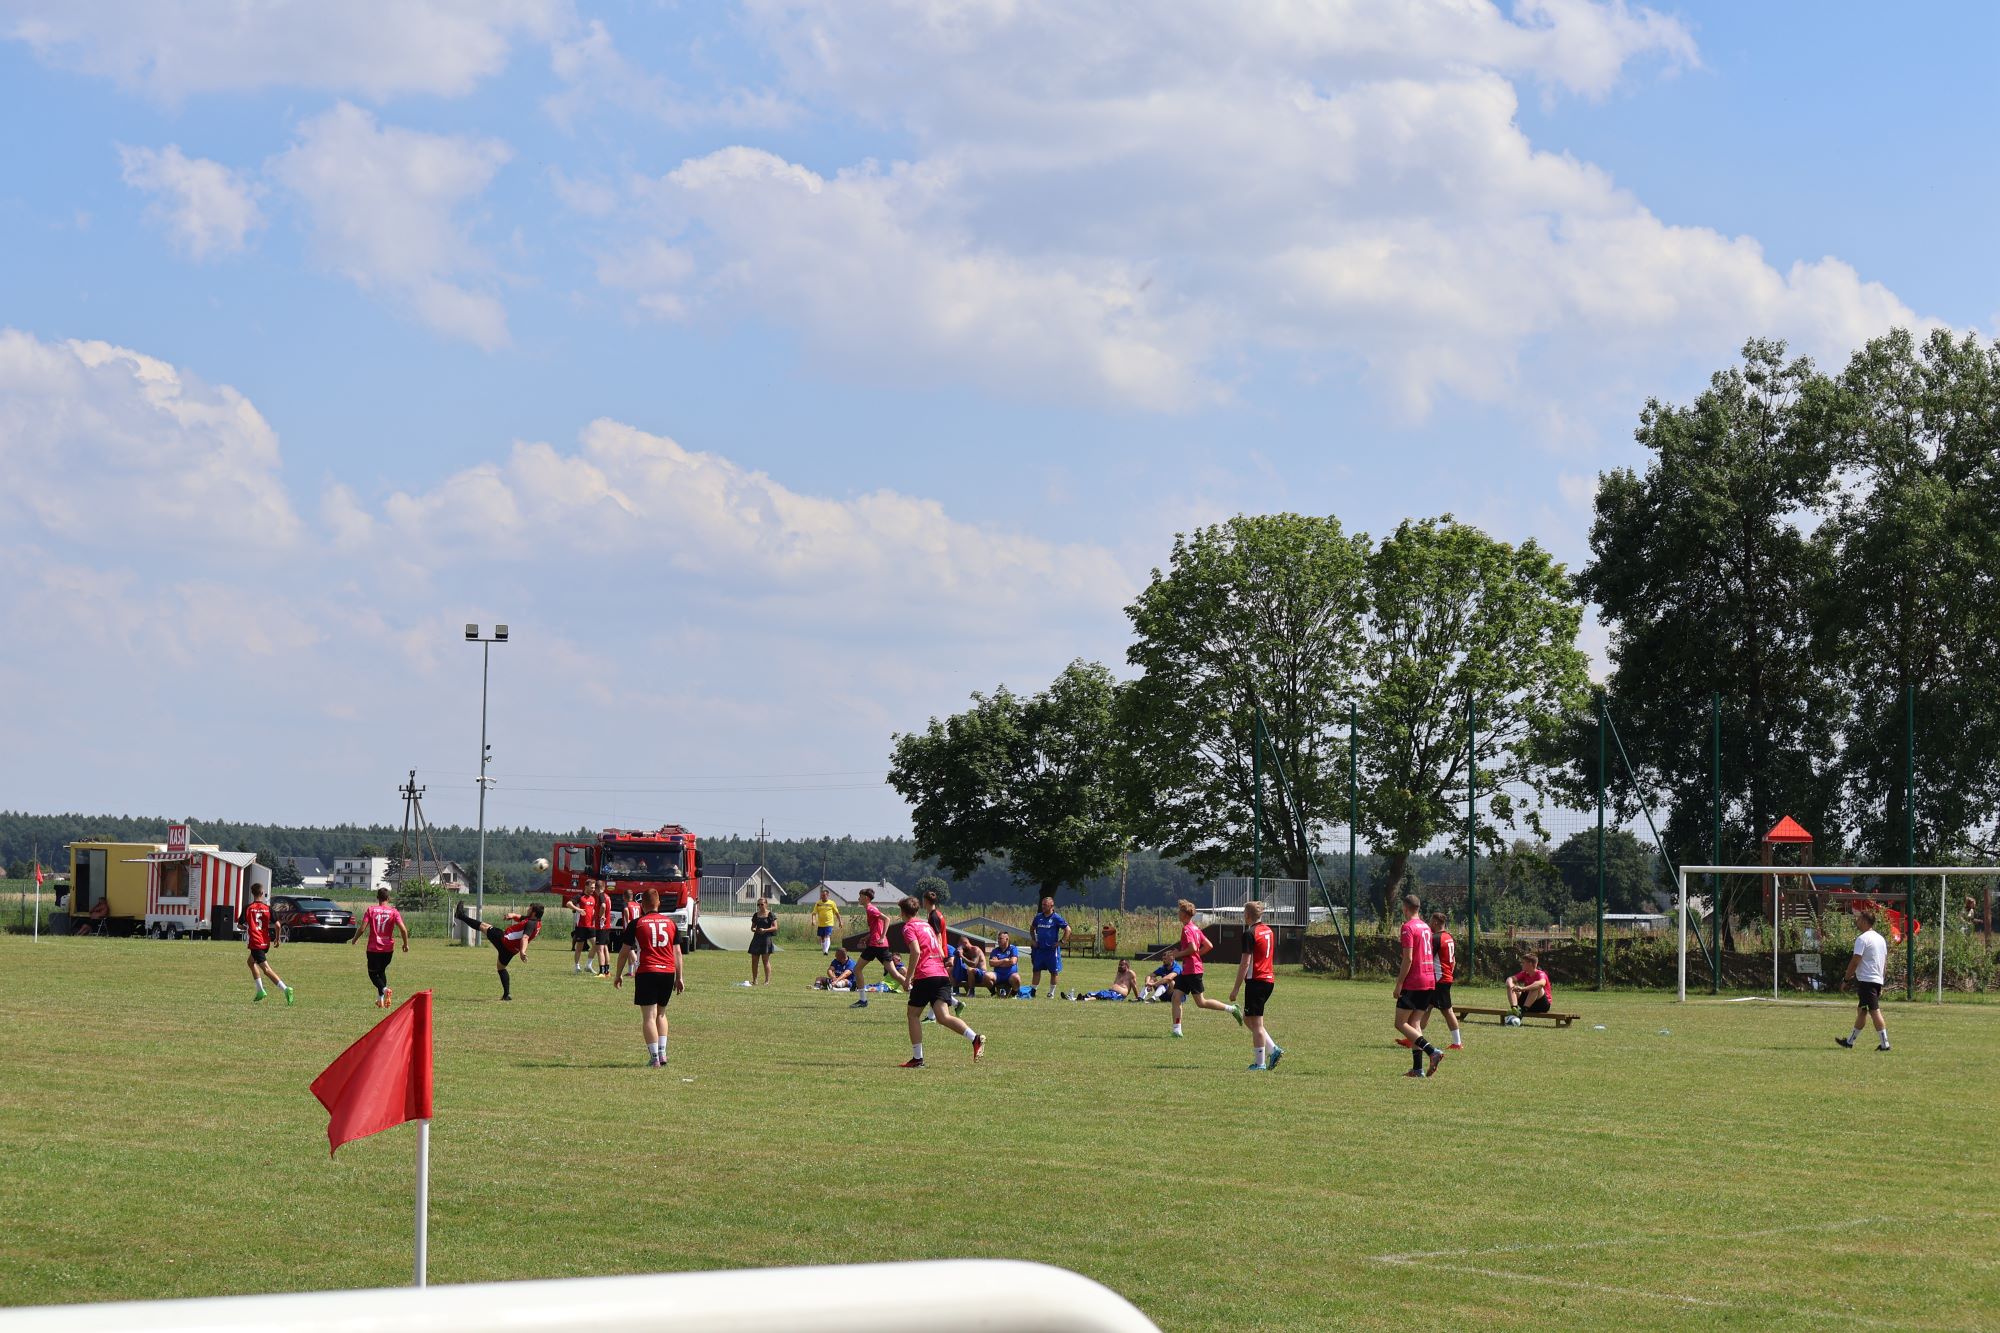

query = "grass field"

[{"left": 2, "top": 934, "right": 1996, "bottom": 1330}]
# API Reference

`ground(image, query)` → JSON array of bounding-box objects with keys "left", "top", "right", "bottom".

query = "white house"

[
  {"left": 814, "top": 878, "right": 902, "bottom": 905},
  {"left": 699, "top": 864, "right": 785, "bottom": 907},
  {"left": 330, "top": 855, "right": 392, "bottom": 892}
]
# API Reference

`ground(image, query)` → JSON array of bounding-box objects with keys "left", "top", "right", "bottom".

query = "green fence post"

[
  {"left": 1711, "top": 691, "right": 1722, "bottom": 995},
  {"left": 1466, "top": 694, "right": 1477, "bottom": 978},
  {"left": 1596, "top": 691, "right": 1606, "bottom": 990},
  {"left": 1252, "top": 713, "right": 1263, "bottom": 903},
  {"left": 1347, "top": 700, "right": 1358, "bottom": 979}
]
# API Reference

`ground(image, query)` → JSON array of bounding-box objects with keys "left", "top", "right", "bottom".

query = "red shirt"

[
  {"left": 577, "top": 895, "right": 597, "bottom": 929},
  {"left": 904, "top": 920, "right": 947, "bottom": 980},
  {"left": 864, "top": 902, "right": 888, "bottom": 948},
  {"left": 1399, "top": 917, "right": 1436, "bottom": 989},
  {"left": 500, "top": 915, "right": 541, "bottom": 954},
  {"left": 363, "top": 903, "right": 403, "bottom": 952},
  {"left": 626, "top": 912, "right": 680, "bottom": 974},
  {"left": 1178, "top": 920, "right": 1210, "bottom": 974},
  {"left": 928, "top": 908, "right": 948, "bottom": 949},
  {"left": 243, "top": 901, "right": 273, "bottom": 950},
  {"left": 1434, "top": 930, "right": 1456, "bottom": 984},
  {"left": 1511, "top": 967, "right": 1552, "bottom": 1000},
  {"left": 1247, "top": 922, "right": 1275, "bottom": 982},
  {"left": 594, "top": 892, "right": 611, "bottom": 927}
]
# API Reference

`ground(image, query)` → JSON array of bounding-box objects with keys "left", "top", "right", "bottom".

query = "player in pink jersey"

[
  {"left": 848, "top": 886, "right": 908, "bottom": 1008},
  {"left": 1394, "top": 893, "right": 1446, "bottom": 1077},
  {"left": 350, "top": 886, "right": 410, "bottom": 1007},
  {"left": 895, "top": 897, "right": 982, "bottom": 1066},
  {"left": 1164, "top": 899, "right": 1241, "bottom": 1037}
]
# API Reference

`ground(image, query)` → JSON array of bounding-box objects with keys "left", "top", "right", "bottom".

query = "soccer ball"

[
  {"left": 533, "top": 858, "right": 550, "bottom": 872},
  {"left": 1502, "top": 1013, "right": 1522, "bottom": 1027}
]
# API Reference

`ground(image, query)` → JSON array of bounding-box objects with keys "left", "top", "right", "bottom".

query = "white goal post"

[
  {"left": 1676, "top": 864, "right": 1998, "bottom": 1003},
  {"left": 0, "top": 1262, "right": 1161, "bottom": 1333}
]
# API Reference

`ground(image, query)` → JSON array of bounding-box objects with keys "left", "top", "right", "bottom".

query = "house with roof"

[
  {"left": 279, "top": 856, "right": 332, "bottom": 889},
  {"left": 813, "top": 878, "right": 901, "bottom": 905},
  {"left": 699, "top": 863, "right": 785, "bottom": 906}
]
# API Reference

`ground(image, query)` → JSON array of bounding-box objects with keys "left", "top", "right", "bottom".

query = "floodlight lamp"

[
  {"left": 494, "top": 624, "right": 509, "bottom": 641},
  {"left": 465, "top": 624, "right": 479, "bottom": 640}
]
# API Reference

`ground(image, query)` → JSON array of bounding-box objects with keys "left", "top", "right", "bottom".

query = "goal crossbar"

[{"left": 1674, "top": 864, "right": 1999, "bottom": 1002}]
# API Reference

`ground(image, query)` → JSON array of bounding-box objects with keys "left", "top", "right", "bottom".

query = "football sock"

[
  {"left": 1849, "top": 1027, "right": 1863, "bottom": 1043},
  {"left": 1411, "top": 1047, "right": 1424, "bottom": 1071},
  {"left": 962, "top": 1028, "right": 978, "bottom": 1043},
  {"left": 255, "top": 980, "right": 266, "bottom": 994},
  {"left": 1171, "top": 1023, "right": 1183, "bottom": 1035},
  {"left": 911, "top": 1042, "right": 924, "bottom": 1061},
  {"left": 500, "top": 971, "right": 511, "bottom": 998},
  {"left": 1876, "top": 1026, "right": 1888, "bottom": 1046}
]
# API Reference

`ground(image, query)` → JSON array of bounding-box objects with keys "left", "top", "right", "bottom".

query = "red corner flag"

[
  {"left": 32, "top": 863, "right": 43, "bottom": 887},
  {"left": 311, "top": 990, "right": 434, "bottom": 1156}
]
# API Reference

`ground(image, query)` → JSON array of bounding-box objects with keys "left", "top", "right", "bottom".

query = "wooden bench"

[{"left": 1453, "top": 1005, "right": 1580, "bottom": 1029}]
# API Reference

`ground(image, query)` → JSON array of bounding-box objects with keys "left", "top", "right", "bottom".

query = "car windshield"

[
  {"left": 289, "top": 898, "right": 340, "bottom": 913},
  {"left": 598, "top": 848, "right": 687, "bottom": 882}
]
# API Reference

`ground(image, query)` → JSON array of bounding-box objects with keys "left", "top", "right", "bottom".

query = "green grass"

[{"left": 2, "top": 935, "right": 1996, "bottom": 1330}]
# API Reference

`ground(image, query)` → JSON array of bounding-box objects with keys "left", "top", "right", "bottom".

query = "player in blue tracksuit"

[
  {"left": 1028, "top": 896, "right": 1069, "bottom": 999},
  {"left": 988, "top": 933, "right": 1022, "bottom": 995}
]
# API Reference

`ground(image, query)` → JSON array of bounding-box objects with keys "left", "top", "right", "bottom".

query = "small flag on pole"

[
  {"left": 311, "top": 990, "right": 435, "bottom": 1286},
  {"left": 33, "top": 863, "right": 43, "bottom": 887},
  {"left": 311, "top": 990, "right": 435, "bottom": 1154}
]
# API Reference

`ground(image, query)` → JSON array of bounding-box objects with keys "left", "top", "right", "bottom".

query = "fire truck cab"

[{"left": 549, "top": 825, "right": 702, "bottom": 941}]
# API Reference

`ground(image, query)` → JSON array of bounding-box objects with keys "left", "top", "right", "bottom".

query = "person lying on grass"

[{"left": 1066, "top": 959, "right": 1142, "bottom": 1001}]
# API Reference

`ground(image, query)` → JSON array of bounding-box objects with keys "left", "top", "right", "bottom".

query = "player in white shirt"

[{"left": 1836, "top": 909, "right": 1890, "bottom": 1052}]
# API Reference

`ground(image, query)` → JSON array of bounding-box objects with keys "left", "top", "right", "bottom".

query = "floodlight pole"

[
  {"left": 466, "top": 626, "right": 508, "bottom": 932},
  {"left": 1710, "top": 692, "right": 1722, "bottom": 995},
  {"left": 1465, "top": 695, "right": 1476, "bottom": 978},
  {"left": 1905, "top": 685, "right": 1915, "bottom": 1000},
  {"left": 1347, "top": 700, "right": 1357, "bottom": 980},
  {"left": 1252, "top": 714, "right": 1262, "bottom": 901}
]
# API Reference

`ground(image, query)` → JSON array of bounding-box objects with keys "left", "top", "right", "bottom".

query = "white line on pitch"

[
  {"left": 1370, "top": 1213, "right": 1911, "bottom": 1265},
  {"left": 1373, "top": 1257, "right": 1720, "bottom": 1308}
]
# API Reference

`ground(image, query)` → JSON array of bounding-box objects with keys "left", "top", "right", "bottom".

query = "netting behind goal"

[
  {"left": 1211, "top": 877, "right": 1309, "bottom": 926},
  {"left": 1675, "top": 864, "right": 1999, "bottom": 1002}
]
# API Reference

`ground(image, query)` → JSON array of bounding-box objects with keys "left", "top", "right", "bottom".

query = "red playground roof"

[{"left": 1764, "top": 815, "right": 1814, "bottom": 844}]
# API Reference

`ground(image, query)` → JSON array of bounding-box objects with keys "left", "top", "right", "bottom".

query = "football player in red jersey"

[
  {"left": 1424, "top": 909, "right": 1463, "bottom": 1050},
  {"left": 455, "top": 901, "right": 544, "bottom": 1000},
  {"left": 1229, "top": 900, "right": 1283, "bottom": 1070},
  {"left": 614, "top": 889, "right": 684, "bottom": 1067},
  {"left": 241, "top": 885, "right": 293, "bottom": 1005},
  {"left": 571, "top": 884, "right": 599, "bottom": 974}
]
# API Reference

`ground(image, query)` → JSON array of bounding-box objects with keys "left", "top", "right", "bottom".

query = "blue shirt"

[
  {"left": 1149, "top": 959, "right": 1182, "bottom": 978},
  {"left": 989, "top": 944, "right": 1018, "bottom": 969},
  {"left": 1031, "top": 912, "right": 1068, "bottom": 950},
  {"left": 829, "top": 956, "right": 854, "bottom": 977}
]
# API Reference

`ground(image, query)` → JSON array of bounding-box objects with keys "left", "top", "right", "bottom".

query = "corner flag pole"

[{"left": 414, "top": 1118, "right": 431, "bottom": 1287}]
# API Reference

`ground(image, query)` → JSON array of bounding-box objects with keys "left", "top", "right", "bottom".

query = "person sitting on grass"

[
  {"left": 953, "top": 939, "right": 994, "bottom": 995},
  {"left": 1506, "top": 953, "right": 1553, "bottom": 1015},
  {"left": 816, "top": 947, "right": 857, "bottom": 991},
  {"left": 987, "top": 932, "right": 1022, "bottom": 995},
  {"left": 1141, "top": 957, "right": 1182, "bottom": 1001},
  {"left": 1066, "top": 959, "right": 1141, "bottom": 1001}
]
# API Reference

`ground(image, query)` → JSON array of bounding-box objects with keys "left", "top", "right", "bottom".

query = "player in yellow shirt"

[{"left": 810, "top": 888, "right": 843, "bottom": 955}]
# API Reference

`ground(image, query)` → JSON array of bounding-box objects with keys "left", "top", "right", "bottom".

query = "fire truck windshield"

[{"left": 599, "top": 847, "right": 687, "bottom": 882}]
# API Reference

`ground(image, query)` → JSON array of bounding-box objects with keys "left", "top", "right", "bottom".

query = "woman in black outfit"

[{"left": 747, "top": 897, "right": 778, "bottom": 986}]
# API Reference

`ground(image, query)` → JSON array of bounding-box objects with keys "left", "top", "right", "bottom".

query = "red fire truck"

[{"left": 547, "top": 825, "right": 702, "bottom": 941}]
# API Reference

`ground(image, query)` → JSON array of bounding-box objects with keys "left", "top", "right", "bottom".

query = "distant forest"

[{"left": 0, "top": 809, "right": 1613, "bottom": 912}]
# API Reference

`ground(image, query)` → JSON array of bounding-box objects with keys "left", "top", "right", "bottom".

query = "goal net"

[{"left": 1675, "top": 864, "right": 1998, "bottom": 1003}]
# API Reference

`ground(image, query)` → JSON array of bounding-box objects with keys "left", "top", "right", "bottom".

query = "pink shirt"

[
  {"left": 864, "top": 902, "right": 888, "bottom": 948},
  {"left": 362, "top": 903, "right": 403, "bottom": 952},
  {"left": 1178, "top": 921, "right": 1209, "bottom": 975},
  {"left": 1399, "top": 917, "right": 1436, "bottom": 989},
  {"left": 904, "top": 920, "right": 947, "bottom": 980}
]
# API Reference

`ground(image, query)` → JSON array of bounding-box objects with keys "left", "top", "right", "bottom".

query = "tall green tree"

[
  {"left": 1815, "top": 329, "right": 2000, "bottom": 863},
  {"left": 1549, "top": 828, "right": 1661, "bottom": 915},
  {"left": 1119, "top": 514, "right": 1370, "bottom": 881},
  {"left": 1579, "top": 339, "right": 1843, "bottom": 941},
  {"left": 888, "top": 660, "right": 1130, "bottom": 897},
  {"left": 1358, "top": 517, "right": 1591, "bottom": 915}
]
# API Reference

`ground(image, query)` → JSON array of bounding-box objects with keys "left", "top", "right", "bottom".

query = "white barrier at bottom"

[{"left": 0, "top": 1261, "right": 1162, "bottom": 1333}]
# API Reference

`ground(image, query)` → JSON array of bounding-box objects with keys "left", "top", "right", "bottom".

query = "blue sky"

[{"left": 1, "top": 1, "right": 1990, "bottom": 842}]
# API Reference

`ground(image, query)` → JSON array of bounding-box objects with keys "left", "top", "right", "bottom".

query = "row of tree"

[{"left": 890, "top": 330, "right": 2000, "bottom": 928}]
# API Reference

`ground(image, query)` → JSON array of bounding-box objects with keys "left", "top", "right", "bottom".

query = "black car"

[{"left": 271, "top": 894, "right": 359, "bottom": 943}]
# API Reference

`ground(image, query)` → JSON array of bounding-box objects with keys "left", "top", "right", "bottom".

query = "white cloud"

[
  {"left": 117, "top": 144, "right": 264, "bottom": 260},
  {"left": 370, "top": 416, "right": 1135, "bottom": 623},
  {"left": 542, "top": 18, "right": 793, "bottom": 131},
  {"left": 573, "top": 0, "right": 1923, "bottom": 416},
  {"left": 0, "top": 328, "right": 299, "bottom": 547},
  {"left": 0, "top": 0, "right": 568, "bottom": 100},
  {"left": 613, "top": 147, "right": 1217, "bottom": 409},
  {"left": 268, "top": 104, "right": 513, "bottom": 349}
]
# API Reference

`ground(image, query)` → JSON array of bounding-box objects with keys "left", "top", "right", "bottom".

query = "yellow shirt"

[{"left": 811, "top": 900, "right": 841, "bottom": 927}]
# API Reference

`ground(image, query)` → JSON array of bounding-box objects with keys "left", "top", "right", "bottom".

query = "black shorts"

[
  {"left": 485, "top": 927, "right": 518, "bottom": 963},
  {"left": 1173, "top": 972, "right": 1205, "bottom": 996},
  {"left": 1398, "top": 988, "right": 1435, "bottom": 1012},
  {"left": 907, "top": 976, "right": 951, "bottom": 1009},
  {"left": 1244, "top": 979, "right": 1274, "bottom": 1017},
  {"left": 1520, "top": 995, "right": 1551, "bottom": 1015},
  {"left": 1855, "top": 980, "right": 1883, "bottom": 1009},
  {"left": 1432, "top": 981, "right": 1453, "bottom": 1013},
  {"left": 595, "top": 928, "right": 615, "bottom": 948},
  {"left": 572, "top": 927, "right": 594, "bottom": 945},
  {"left": 247, "top": 947, "right": 268, "bottom": 965},
  {"left": 861, "top": 945, "right": 897, "bottom": 965},
  {"left": 634, "top": 972, "right": 678, "bottom": 1007}
]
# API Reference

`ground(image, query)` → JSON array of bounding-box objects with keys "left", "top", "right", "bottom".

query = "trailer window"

[
  {"left": 600, "top": 848, "right": 687, "bottom": 882},
  {"left": 158, "top": 862, "right": 190, "bottom": 899},
  {"left": 74, "top": 849, "right": 105, "bottom": 911}
]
